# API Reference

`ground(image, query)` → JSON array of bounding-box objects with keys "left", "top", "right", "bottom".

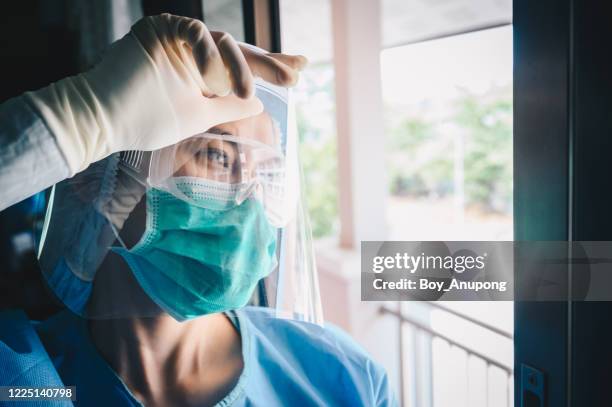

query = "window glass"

[
  {"left": 382, "top": 27, "right": 513, "bottom": 241},
  {"left": 382, "top": 26, "right": 514, "bottom": 407},
  {"left": 202, "top": 0, "right": 245, "bottom": 42},
  {"left": 281, "top": 0, "right": 338, "bottom": 238}
]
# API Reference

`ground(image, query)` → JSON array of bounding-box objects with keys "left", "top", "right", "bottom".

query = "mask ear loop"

[
  {"left": 109, "top": 220, "right": 128, "bottom": 249},
  {"left": 234, "top": 149, "right": 283, "bottom": 211},
  {"left": 235, "top": 181, "right": 260, "bottom": 206},
  {"left": 235, "top": 142, "right": 254, "bottom": 205},
  {"left": 110, "top": 151, "right": 152, "bottom": 249}
]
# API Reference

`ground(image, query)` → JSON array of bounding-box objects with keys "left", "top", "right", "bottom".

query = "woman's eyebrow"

[{"left": 208, "top": 126, "right": 236, "bottom": 136}]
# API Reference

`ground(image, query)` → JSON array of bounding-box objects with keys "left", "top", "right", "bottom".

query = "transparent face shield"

[{"left": 36, "top": 80, "right": 323, "bottom": 324}]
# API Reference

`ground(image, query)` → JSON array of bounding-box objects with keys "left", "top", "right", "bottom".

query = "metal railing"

[{"left": 380, "top": 304, "right": 513, "bottom": 407}]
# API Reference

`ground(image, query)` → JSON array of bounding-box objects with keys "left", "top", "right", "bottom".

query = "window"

[
  {"left": 382, "top": 26, "right": 514, "bottom": 407},
  {"left": 201, "top": 0, "right": 245, "bottom": 42},
  {"left": 281, "top": 2, "right": 513, "bottom": 406},
  {"left": 281, "top": 0, "right": 338, "bottom": 239},
  {"left": 382, "top": 27, "right": 513, "bottom": 241}
]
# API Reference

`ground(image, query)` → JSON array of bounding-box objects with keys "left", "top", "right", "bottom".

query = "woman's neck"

[{"left": 88, "top": 313, "right": 244, "bottom": 407}]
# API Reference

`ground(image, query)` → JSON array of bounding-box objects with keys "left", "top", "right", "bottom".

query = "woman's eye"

[{"left": 205, "top": 148, "right": 229, "bottom": 168}]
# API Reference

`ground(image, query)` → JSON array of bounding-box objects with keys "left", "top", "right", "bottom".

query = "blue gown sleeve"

[
  {"left": 238, "top": 307, "right": 400, "bottom": 406},
  {"left": 324, "top": 324, "right": 399, "bottom": 406},
  {"left": 371, "top": 363, "right": 398, "bottom": 406},
  {"left": 0, "top": 96, "right": 70, "bottom": 211},
  {"left": 0, "top": 310, "right": 73, "bottom": 406}
]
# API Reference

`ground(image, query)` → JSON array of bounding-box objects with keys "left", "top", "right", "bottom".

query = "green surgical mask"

[{"left": 113, "top": 187, "right": 278, "bottom": 321}]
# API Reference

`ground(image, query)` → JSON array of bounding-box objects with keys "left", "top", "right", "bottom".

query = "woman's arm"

[
  {"left": 0, "top": 96, "right": 69, "bottom": 211},
  {"left": 0, "top": 14, "right": 305, "bottom": 212}
]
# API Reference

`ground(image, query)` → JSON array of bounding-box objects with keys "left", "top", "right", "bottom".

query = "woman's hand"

[{"left": 26, "top": 14, "right": 307, "bottom": 176}]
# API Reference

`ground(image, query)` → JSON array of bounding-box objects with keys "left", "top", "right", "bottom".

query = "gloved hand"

[{"left": 25, "top": 14, "right": 307, "bottom": 176}]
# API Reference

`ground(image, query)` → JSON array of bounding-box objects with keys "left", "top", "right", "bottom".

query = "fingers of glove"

[
  {"left": 173, "top": 15, "right": 231, "bottom": 96},
  {"left": 266, "top": 53, "right": 308, "bottom": 71},
  {"left": 240, "top": 47, "right": 301, "bottom": 86},
  {"left": 210, "top": 32, "right": 302, "bottom": 87},
  {"left": 215, "top": 32, "right": 255, "bottom": 99}
]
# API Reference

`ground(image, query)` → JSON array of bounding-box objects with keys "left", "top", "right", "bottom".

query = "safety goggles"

[{"left": 119, "top": 85, "right": 295, "bottom": 227}]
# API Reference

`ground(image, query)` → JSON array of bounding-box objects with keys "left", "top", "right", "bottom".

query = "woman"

[{"left": 0, "top": 14, "right": 396, "bottom": 406}]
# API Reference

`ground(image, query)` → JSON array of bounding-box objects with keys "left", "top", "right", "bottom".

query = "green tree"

[
  {"left": 294, "top": 64, "right": 339, "bottom": 238},
  {"left": 457, "top": 93, "right": 512, "bottom": 213},
  {"left": 297, "top": 110, "right": 338, "bottom": 238},
  {"left": 385, "top": 89, "right": 512, "bottom": 213},
  {"left": 387, "top": 116, "right": 453, "bottom": 197}
]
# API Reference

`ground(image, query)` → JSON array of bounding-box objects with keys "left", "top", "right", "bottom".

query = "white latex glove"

[{"left": 25, "top": 14, "right": 307, "bottom": 175}]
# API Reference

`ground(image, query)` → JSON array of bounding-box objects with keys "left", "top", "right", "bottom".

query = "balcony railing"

[{"left": 381, "top": 303, "right": 513, "bottom": 407}]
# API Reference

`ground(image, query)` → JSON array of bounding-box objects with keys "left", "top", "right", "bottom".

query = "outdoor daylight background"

[{"left": 281, "top": 1, "right": 513, "bottom": 406}]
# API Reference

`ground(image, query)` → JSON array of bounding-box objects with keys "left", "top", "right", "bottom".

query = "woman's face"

[
  {"left": 172, "top": 111, "right": 279, "bottom": 183},
  {"left": 114, "top": 111, "right": 281, "bottom": 249},
  {"left": 94, "top": 112, "right": 282, "bottom": 314}
]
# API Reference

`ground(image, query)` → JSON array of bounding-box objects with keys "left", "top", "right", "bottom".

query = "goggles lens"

[{"left": 148, "top": 121, "right": 290, "bottom": 226}]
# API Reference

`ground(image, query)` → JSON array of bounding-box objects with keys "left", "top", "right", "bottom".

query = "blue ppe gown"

[
  {"left": 0, "top": 96, "right": 70, "bottom": 211},
  {"left": 0, "top": 307, "right": 396, "bottom": 406},
  {"left": 0, "top": 96, "right": 397, "bottom": 406}
]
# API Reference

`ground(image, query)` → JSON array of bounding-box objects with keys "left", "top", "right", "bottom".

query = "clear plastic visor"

[{"left": 132, "top": 110, "right": 292, "bottom": 227}]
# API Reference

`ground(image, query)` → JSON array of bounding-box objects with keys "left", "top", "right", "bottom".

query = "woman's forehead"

[{"left": 209, "top": 111, "right": 279, "bottom": 145}]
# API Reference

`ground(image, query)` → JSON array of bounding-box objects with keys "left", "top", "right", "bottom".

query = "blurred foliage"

[
  {"left": 298, "top": 110, "right": 338, "bottom": 238},
  {"left": 295, "top": 63, "right": 339, "bottom": 238},
  {"left": 460, "top": 95, "right": 512, "bottom": 212},
  {"left": 388, "top": 89, "right": 512, "bottom": 213},
  {"left": 388, "top": 116, "right": 454, "bottom": 198},
  {"left": 297, "top": 63, "right": 512, "bottom": 239},
  {"left": 390, "top": 119, "right": 431, "bottom": 151}
]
